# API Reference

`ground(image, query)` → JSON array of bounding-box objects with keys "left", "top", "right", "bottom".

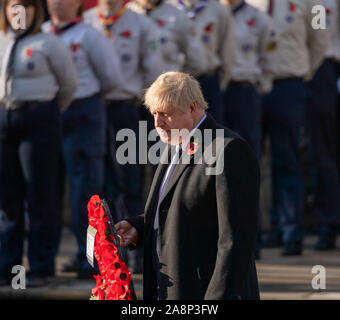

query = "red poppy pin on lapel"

[{"left": 186, "top": 141, "right": 199, "bottom": 156}]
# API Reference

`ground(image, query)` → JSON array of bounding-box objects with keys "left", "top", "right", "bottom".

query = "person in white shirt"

[
  {"left": 128, "top": 0, "right": 207, "bottom": 77},
  {"left": 305, "top": 0, "right": 340, "bottom": 251},
  {"left": 221, "top": 0, "right": 278, "bottom": 260},
  {"left": 45, "top": 0, "right": 122, "bottom": 279},
  {"left": 247, "top": 0, "right": 329, "bottom": 256},
  {"left": 84, "top": 0, "right": 165, "bottom": 274},
  {"left": 171, "top": 0, "right": 235, "bottom": 123},
  {"left": 0, "top": 0, "right": 77, "bottom": 287},
  {"left": 222, "top": 0, "right": 277, "bottom": 159}
]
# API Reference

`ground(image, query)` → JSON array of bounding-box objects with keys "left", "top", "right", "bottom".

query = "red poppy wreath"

[{"left": 87, "top": 195, "right": 135, "bottom": 300}]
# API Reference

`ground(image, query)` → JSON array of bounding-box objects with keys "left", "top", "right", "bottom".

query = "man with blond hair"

[{"left": 115, "top": 71, "right": 260, "bottom": 300}]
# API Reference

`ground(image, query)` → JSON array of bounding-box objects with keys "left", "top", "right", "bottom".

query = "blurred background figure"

[
  {"left": 305, "top": 0, "right": 340, "bottom": 251},
  {"left": 128, "top": 0, "right": 207, "bottom": 77},
  {"left": 247, "top": 0, "right": 329, "bottom": 256},
  {"left": 171, "top": 0, "right": 235, "bottom": 124},
  {"left": 221, "top": 0, "right": 278, "bottom": 259},
  {"left": 0, "top": 0, "right": 77, "bottom": 286},
  {"left": 84, "top": 0, "right": 164, "bottom": 273},
  {"left": 44, "top": 0, "right": 121, "bottom": 279}
]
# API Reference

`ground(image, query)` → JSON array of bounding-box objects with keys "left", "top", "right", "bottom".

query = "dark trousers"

[
  {"left": 61, "top": 94, "right": 106, "bottom": 269},
  {"left": 197, "top": 73, "right": 223, "bottom": 123},
  {"left": 105, "top": 100, "right": 144, "bottom": 267},
  {"left": 0, "top": 100, "right": 61, "bottom": 277},
  {"left": 223, "top": 82, "right": 262, "bottom": 159},
  {"left": 306, "top": 59, "right": 340, "bottom": 229},
  {"left": 223, "top": 82, "right": 262, "bottom": 249},
  {"left": 262, "top": 78, "right": 306, "bottom": 243}
]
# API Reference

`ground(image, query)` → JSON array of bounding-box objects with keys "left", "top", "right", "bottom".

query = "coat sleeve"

[
  {"left": 204, "top": 138, "right": 260, "bottom": 300},
  {"left": 125, "top": 214, "right": 145, "bottom": 249}
]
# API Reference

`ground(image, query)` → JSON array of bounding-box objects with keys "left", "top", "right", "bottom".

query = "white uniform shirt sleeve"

[
  {"left": 178, "top": 13, "right": 208, "bottom": 76},
  {"left": 218, "top": 5, "right": 236, "bottom": 90},
  {"left": 257, "top": 13, "right": 278, "bottom": 93},
  {"left": 305, "top": 0, "right": 330, "bottom": 80},
  {"left": 140, "top": 17, "right": 165, "bottom": 87},
  {"left": 84, "top": 27, "right": 123, "bottom": 94},
  {"left": 46, "top": 35, "right": 78, "bottom": 112}
]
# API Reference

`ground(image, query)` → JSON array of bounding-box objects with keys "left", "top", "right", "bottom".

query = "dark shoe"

[
  {"left": 314, "top": 229, "right": 337, "bottom": 251},
  {"left": 282, "top": 241, "right": 303, "bottom": 256},
  {"left": 264, "top": 228, "right": 283, "bottom": 248},
  {"left": 62, "top": 257, "right": 80, "bottom": 273}
]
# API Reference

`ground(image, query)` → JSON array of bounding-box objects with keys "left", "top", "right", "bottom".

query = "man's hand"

[{"left": 115, "top": 220, "right": 138, "bottom": 247}]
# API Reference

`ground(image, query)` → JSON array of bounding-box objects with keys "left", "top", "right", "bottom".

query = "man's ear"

[{"left": 190, "top": 102, "right": 198, "bottom": 113}]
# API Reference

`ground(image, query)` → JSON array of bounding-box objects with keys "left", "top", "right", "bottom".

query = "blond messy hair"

[{"left": 144, "top": 71, "right": 209, "bottom": 114}]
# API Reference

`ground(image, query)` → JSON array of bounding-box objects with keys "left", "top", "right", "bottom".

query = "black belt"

[{"left": 3, "top": 100, "right": 44, "bottom": 110}]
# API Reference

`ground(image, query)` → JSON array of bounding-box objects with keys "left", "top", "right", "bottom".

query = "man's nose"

[{"left": 154, "top": 113, "right": 163, "bottom": 127}]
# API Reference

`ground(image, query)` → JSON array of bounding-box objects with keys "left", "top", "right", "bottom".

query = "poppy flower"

[
  {"left": 204, "top": 23, "right": 213, "bottom": 32},
  {"left": 120, "top": 30, "right": 131, "bottom": 38},
  {"left": 289, "top": 2, "right": 296, "bottom": 12},
  {"left": 247, "top": 18, "right": 255, "bottom": 27},
  {"left": 186, "top": 141, "right": 199, "bottom": 156},
  {"left": 87, "top": 195, "right": 133, "bottom": 300},
  {"left": 26, "top": 47, "right": 33, "bottom": 57},
  {"left": 157, "top": 19, "right": 165, "bottom": 27}
]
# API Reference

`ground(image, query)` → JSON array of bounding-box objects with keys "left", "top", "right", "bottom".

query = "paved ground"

[{"left": 0, "top": 228, "right": 339, "bottom": 300}]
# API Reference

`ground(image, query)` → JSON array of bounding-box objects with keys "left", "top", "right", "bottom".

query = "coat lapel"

[
  {"left": 144, "top": 144, "right": 173, "bottom": 226},
  {"left": 158, "top": 114, "right": 216, "bottom": 206}
]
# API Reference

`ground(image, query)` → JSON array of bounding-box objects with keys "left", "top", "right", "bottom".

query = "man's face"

[
  {"left": 152, "top": 106, "right": 194, "bottom": 145},
  {"left": 47, "top": 0, "right": 81, "bottom": 21}
]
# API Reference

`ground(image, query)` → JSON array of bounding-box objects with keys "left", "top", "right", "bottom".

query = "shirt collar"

[{"left": 232, "top": 0, "right": 247, "bottom": 15}]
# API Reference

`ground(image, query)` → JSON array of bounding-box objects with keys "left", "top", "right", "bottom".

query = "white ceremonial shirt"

[
  {"left": 246, "top": 0, "right": 329, "bottom": 80},
  {"left": 128, "top": 1, "right": 208, "bottom": 76},
  {"left": 323, "top": 0, "right": 340, "bottom": 60},
  {"left": 42, "top": 21, "right": 122, "bottom": 100},
  {"left": 84, "top": 7, "right": 164, "bottom": 101},
  {"left": 0, "top": 31, "right": 77, "bottom": 111},
  {"left": 227, "top": 0, "right": 278, "bottom": 93},
  {"left": 171, "top": 0, "right": 236, "bottom": 89}
]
